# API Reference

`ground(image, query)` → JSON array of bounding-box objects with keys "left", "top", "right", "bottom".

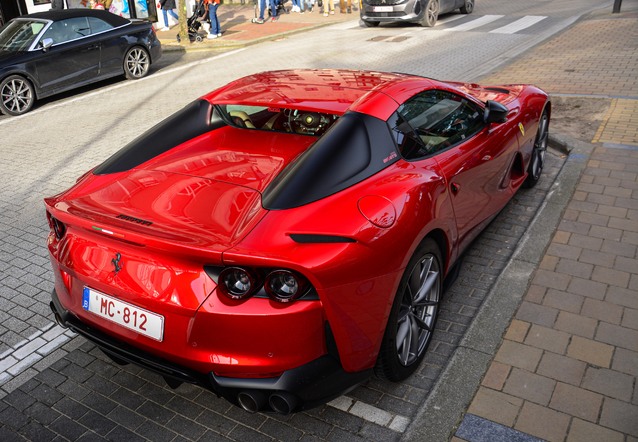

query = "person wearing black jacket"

[{"left": 158, "top": 0, "right": 179, "bottom": 31}]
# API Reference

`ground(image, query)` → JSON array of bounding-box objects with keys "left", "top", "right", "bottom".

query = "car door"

[
  {"left": 391, "top": 89, "right": 517, "bottom": 253},
  {"left": 439, "top": 0, "right": 459, "bottom": 13},
  {"left": 34, "top": 16, "right": 100, "bottom": 93},
  {"left": 86, "top": 16, "right": 121, "bottom": 76}
]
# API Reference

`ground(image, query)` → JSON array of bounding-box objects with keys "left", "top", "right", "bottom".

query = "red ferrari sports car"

[{"left": 46, "top": 69, "right": 550, "bottom": 414}]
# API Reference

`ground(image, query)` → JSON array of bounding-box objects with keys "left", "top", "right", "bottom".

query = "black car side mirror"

[
  {"left": 484, "top": 100, "right": 509, "bottom": 124},
  {"left": 41, "top": 38, "right": 53, "bottom": 51}
]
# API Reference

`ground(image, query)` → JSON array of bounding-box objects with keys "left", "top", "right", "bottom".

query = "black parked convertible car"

[{"left": 0, "top": 9, "right": 161, "bottom": 116}]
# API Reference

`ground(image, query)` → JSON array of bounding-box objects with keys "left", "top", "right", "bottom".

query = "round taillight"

[
  {"left": 265, "top": 270, "right": 307, "bottom": 303},
  {"left": 218, "top": 267, "right": 257, "bottom": 300}
]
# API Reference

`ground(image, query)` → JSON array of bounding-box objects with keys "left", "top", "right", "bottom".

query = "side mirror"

[
  {"left": 484, "top": 100, "right": 508, "bottom": 124},
  {"left": 41, "top": 38, "right": 53, "bottom": 51}
]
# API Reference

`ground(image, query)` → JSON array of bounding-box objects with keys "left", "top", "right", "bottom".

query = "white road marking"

[
  {"left": 442, "top": 14, "right": 504, "bottom": 31},
  {"left": 490, "top": 16, "right": 547, "bottom": 34}
]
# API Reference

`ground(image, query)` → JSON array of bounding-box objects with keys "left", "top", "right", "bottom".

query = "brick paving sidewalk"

[
  {"left": 155, "top": 3, "right": 357, "bottom": 50},
  {"left": 456, "top": 142, "right": 638, "bottom": 442},
  {"left": 453, "top": 4, "right": 638, "bottom": 442}
]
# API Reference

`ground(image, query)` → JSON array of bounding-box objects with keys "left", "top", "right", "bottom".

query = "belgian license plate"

[
  {"left": 373, "top": 6, "right": 393, "bottom": 12},
  {"left": 82, "top": 287, "right": 164, "bottom": 341}
]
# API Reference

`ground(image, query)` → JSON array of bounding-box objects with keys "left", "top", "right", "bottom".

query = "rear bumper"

[{"left": 50, "top": 289, "right": 370, "bottom": 413}]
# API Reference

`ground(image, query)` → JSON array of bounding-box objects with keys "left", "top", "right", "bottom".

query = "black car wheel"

[
  {"left": 361, "top": 19, "right": 380, "bottom": 27},
  {"left": 460, "top": 0, "right": 474, "bottom": 14},
  {"left": 420, "top": 0, "right": 439, "bottom": 27},
  {"left": 0, "top": 75, "right": 35, "bottom": 116},
  {"left": 375, "top": 238, "right": 442, "bottom": 381},
  {"left": 124, "top": 46, "right": 151, "bottom": 80},
  {"left": 523, "top": 107, "right": 550, "bottom": 188}
]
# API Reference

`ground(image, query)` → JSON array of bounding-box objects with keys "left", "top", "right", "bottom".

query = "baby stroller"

[
  {"left": 177, "top": 0, "right": 208, "bottom": 43},
  {"left": 252, "top": 0, "right": 288, "bottom": 22}
]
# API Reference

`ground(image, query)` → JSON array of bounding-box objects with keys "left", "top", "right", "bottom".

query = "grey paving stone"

[
  {"left": 3, "top": 390, "right": 36, "bottom": 413},
  {"left": 110, "top": 387, "right": 146, "bottom": 411},
  {"left": 166, "top": 414, "right": 208, "bottom": 440},
  {"left": 227, "top": 424, "right": 273, "bottom": 442},
  {"left": 23, "top": 401, "right": 61, "bottom": 426},
  {"left": 27, "top": 383, "right": 64, "bottom": 408},
  {"left": 104, "top": 425, "right": 146, "bottom": 442},
  {"left": 48, "top": 414, "right": 90, "bottom": 441},
  {"left": 134, "top": 420, "right": 177, "bottom": 442},
  {"left": 358, "top": 421, "right": 401, "bottom": 442},
  {"left": 456, "top": 413, "right": 543, "bottom": 442},
  {"left": 80, "top": 393, "right": 119, "bottom": 416},
  {"left": 194, "top": 409, "right": 237, "bottom": 437},
  {"left": 136, "top": 400, "right": 176, "bottom": 425},
  {"left": 260, "top": 418, "right": 304, "bottom": 441},
  {"left": 17, "top": 421, "right": 57, "bottom": 442}
]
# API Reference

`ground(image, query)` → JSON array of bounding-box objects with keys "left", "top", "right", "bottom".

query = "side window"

[
  {"left": 42, "top": 17, "right": 90, "bottom": 45},
  {"left": 391, "top": 90, "right": 485, "bottom": 160},
  {"left": 88, "top": 17, "right": 112, "bottom": 35}
]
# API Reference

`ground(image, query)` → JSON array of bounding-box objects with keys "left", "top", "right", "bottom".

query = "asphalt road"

[{"left": 0, "top": 0, "right": 611, "bottom": 440}]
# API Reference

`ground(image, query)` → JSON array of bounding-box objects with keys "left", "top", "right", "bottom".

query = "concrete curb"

[{"left": 401, "top": 132, "right": 595, "bottom": 442}]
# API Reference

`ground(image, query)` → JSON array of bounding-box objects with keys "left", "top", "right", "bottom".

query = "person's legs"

[
  {"left": 162, "top": 9, "right": 169, "bottom": 27},
  {"left": 259, "top": 0, "right": 266, "bottom": 19},
  {"left": 168, "top": 9, "right": 179, "bottom": 20},
  {"left": 208, "top": 3, "right": 220, "bottom": 36},
  {"left": 212, "top": 4, "right": 221, "bottom": 35},
  {"left": 269, "top": 0, "right": 277, "bottom": 18}
]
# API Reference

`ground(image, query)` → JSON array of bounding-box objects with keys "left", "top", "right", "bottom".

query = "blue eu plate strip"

[{"left": 82, "top": 287, "right": 90, "bottom": 311}]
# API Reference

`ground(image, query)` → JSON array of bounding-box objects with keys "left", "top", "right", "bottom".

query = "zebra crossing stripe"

[
  {"left": 442, "top": 15, "right": 504, "bottom": 31},
  {"left": 489, "top": 16, "right": 547, "bottom": 34}
]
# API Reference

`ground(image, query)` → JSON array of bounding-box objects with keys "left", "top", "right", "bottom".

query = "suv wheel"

[{"left": 420, "top": 0, "right": 439, "bottom": 27}]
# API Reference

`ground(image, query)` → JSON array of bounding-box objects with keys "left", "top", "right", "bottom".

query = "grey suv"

[{"left": 361, "top": 0, "right": 474, "bottom": 27}]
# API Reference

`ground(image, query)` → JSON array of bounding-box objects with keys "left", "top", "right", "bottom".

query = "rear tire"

[
  {"left": 124, "top": 46, "right": 151, "bottom": 80},
  {"left": 460, "top": 0, "right": 473, "bottom": 14},
  {"left": 0, "top": 75, "right": 35, "bottom": 116},
  {"left": 420, "top": 0, "right": 439, "bottom": 27},
  {"left": 375, "top": 238, "right": 442, "bottom": 381}
]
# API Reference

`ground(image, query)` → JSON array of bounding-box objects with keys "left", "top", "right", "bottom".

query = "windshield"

[
  {"left": 216, "top": 104, "right": 339, "bottom": 137},
  {"left": 0, "top": 19, "right": 47, "bottom": 52}
]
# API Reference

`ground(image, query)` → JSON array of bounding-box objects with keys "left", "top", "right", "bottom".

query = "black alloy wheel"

[
  {"left": 421, "top": 0, "right": 439, "bottom": 27},
  {"left": 523, "top": 107, "right": 550, "bottom": 188},
  {"left": 375, "top": 238, "right": 442, "bottom": 381},
  {"left": 0, "top": 75, "right": 35, "bottom": 116},
  {"left": 124, "top": 47, "right": 151, "bottom": 80}
]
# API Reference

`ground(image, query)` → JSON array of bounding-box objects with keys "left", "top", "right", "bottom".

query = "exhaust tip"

[
  {"left": 269, "top": 392, "right": 299, "bottom": 415},
  {"left": 237, "top": 390, "right": 267, "bottom": 413}
]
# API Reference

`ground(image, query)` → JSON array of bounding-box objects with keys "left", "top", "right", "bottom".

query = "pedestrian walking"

[
  {"left": 299, "top": 0, "right": 313, "bottom": 13},
  {"left": 339, "top": 0, "right": 351, "bottom": 13},
  {"left": 158, "top": 0, "right": 179, "bottom": 32},
  {"left": 322, "top": 0, "right": 334, "bottom": 16},
  {"left": 206, "top": 0, "right": 222, "bottom": 39},
  {"left": 252, "top": 0, "right": 277, "bottom": 23}
]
